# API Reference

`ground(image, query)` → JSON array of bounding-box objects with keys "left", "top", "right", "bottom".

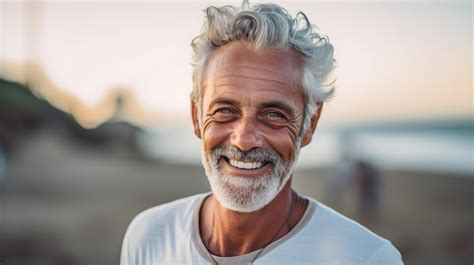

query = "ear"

[
  {"left": 301, "top": 103, "right": 323, "bottom": 147},
  {"left": 191, "top": 99, "right": 202, "bottom": 139}
]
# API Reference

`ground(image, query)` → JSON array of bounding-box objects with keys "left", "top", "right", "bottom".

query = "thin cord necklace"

[{"left": 206, "top": 192, "right": 298, "bottom": 265}]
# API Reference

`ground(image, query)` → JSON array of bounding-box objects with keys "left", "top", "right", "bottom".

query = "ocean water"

[{"left": 139, "top": 119, "right": 473, "bottom": 176}]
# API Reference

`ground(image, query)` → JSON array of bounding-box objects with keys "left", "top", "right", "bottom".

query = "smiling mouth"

[{"left": 223, "top": 157, "right": 270, "bottom": 170}]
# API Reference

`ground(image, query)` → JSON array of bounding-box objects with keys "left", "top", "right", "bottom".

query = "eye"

[
  {"left": 265, "top": 111, "right": 284, "bottom": 119},
  {"left": 210, "top": 107, "right": 238, "bottom": 122},
  {"left": 260, "top": 110, "right": 288, "bottom": 127},
  {"left": 217, "top": 108, "right": 233, "bottom": 115}
]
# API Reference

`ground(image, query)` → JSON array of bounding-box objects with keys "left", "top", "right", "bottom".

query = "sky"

[{"left": 0, "top": 0, "right": 472, "bottom": 128}]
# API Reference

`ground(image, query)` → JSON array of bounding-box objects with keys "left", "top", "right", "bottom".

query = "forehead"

[
  {"left": 202, "top": 42, "right": 304, "bottom": 107},
  {"left": 204, "top": 42, "right": 303, "bottom": 87}
]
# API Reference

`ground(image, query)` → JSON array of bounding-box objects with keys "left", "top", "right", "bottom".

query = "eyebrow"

[
  {"left": 208, "top": 97, "right": 239, "bottom": 109},
  {"left": 207, "top": 97, "right": 297, "bottom": 116}
]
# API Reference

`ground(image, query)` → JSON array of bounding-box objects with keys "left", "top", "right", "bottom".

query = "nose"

[{"left": 230, "top": 116, "right": 263, "bottom": 152}]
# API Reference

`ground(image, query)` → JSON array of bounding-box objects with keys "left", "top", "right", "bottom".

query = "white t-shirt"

[{"left": 120, "top": 193, "right": 403, "bottom": 265}]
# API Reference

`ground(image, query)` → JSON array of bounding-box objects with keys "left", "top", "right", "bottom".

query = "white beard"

[{"left": 202, "top": 143, "right": 301, "bottom": 213}]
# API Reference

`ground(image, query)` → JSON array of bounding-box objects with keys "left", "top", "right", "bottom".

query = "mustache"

[{"left": 210, "top": 146, "right": 281, "bottom": 164}]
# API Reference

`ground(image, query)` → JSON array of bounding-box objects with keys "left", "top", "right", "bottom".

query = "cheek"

[
  {"left": 262, "top": 127, "right": 299, "bottom": 161},
  {"left": 202, "top": 122, "right": 230, "bottom": 151}
]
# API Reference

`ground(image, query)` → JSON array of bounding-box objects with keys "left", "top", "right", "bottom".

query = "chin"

[
  {"left": 201, "top": 145, "right": 299, "bottom": 212},
  {"left": 206, "top": 169, "right": 292, "bottom": 213}
]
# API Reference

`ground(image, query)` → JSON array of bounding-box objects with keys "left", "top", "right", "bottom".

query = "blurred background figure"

[
  {"left": 1, "top": 1, "right": 472, "bottom": 265},
  {"left": 327, "top": 131, "right": 354, "bottom": 211},
  {"left": 0, "top": 144, "right": 5, "bottom": 184},
  {"left": 352, "top": 159, "right": 380, "bottom": 225},
  {"left": 0, "top": 143, "right": 6, "bottom": 228},
  {"left": 328, "top": 154, "right": 352, "bottom": 209}
]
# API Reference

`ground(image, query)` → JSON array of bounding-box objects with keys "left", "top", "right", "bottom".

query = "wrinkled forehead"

[{"left": 202, "top": 42, "right": 303, "bottom": 92}]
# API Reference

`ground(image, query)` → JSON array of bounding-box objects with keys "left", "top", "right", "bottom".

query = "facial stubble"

[{"left": 202, "top": 141, "right": 302, "bottom": 213}]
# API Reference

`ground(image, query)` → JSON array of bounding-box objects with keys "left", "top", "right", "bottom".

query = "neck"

[{"left": 200, "top": 179, "right": 308, "bottom": 257}]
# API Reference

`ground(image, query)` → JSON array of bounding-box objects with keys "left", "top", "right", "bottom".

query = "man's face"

[{"left": 193, "top": 42, "right": 313, "bottom": 212}]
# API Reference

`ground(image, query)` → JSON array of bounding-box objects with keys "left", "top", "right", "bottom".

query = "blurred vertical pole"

[
  {"left": 25, "top": 0, "right": 41, "bottom": 83},
  {"left": 0, "top": 4, "right": 4, "bottom": 261},
  {"left": 0, "top": 0, "right": 3, "bottom": 65},
  {"left": 0, "top": 0, "right": 4, "bottom": 75},
  {"left": 0, "top": 0, "right": 28, "bottom": 82},
  {"left": 0, "top": 0, "right": 7, "bottom": 243}
]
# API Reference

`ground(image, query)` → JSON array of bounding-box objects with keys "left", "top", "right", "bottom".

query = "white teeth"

[{"left": 229, "top": 159, "right": 263, "bottom": 170}]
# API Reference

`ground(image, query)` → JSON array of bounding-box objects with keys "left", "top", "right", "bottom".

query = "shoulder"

[
  {"left": 120, "top": 193, "right": 207, "bottom": 261},
  {"left": 124, "top": 193, "right": 205, "bottom": 239},
  {"left": 308, "top": 199, "right": 381, "bottom": 243},
  {"left": 299, "top": 198, "right": 403, "bottom": 264}
]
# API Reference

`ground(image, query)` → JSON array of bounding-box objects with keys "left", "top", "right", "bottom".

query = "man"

[{"left": 121, "top": 2, "right": 403, "bottom": 264}]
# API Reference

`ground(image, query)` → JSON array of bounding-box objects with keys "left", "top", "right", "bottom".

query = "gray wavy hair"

[{"left": 191, "top": 1, "right": 335, "bottom": 135}]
